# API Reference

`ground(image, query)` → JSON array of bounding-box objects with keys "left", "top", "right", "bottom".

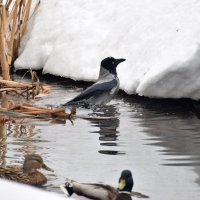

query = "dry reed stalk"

[
  {"left": 0, "top": 78, "right": 51, "bottom": 100},
  {"left": 0, "top": 0, "right": 39, "bottom": 80},
  {"left": 0, "top": 4, "right": 10, "bottom": 80},
  {"left": 0, "top": 79, "right": 32, "bottom": 87},
  {"left": 8, "top": 103, "right": 72, "bottom": 120},
  {"left": 0, "top": 100, "right": 117, "bottom": 122},
  {"left": 5, "top": 1, "right": 13, "bottom": 8},
  {"left": 20, "top": 0, "right": 31, "bottom": 37}
]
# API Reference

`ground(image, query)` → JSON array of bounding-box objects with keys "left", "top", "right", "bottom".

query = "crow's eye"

[{"left": 112, "top": 61, "right": 115, "bottom": 65}]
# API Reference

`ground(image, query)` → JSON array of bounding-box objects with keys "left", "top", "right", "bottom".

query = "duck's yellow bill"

[{"left": 118, "top": 179, "right": 126, "bottom": 190}]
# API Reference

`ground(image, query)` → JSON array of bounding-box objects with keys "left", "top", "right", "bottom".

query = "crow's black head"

[{"left": 101, "top": 57, "right": 126, "bottom": 75}]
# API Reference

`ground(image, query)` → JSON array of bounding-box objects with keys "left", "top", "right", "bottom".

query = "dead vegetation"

[
  {"left": 0, "top": 0, "right": 40, "bottom": 80},
  {"left": 0, "top": 71, "right": 51, "bottom": 100},
  {"left": 0, "top": 98, "right": 116, "bottom": 124},
  {"left": 0, "top": 101, "right": 76, "bottom": 123}
]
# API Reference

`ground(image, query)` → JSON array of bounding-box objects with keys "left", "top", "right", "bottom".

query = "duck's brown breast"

[
  {"left": 25, "top": 171, "right": 47, "bottom": 185},
  {"left": 0, "top": 167, "right": 47, "bottom": 185}
]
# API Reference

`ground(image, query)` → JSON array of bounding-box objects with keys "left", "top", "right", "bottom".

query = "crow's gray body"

[{"left": 63, "top": 57, "right": 125, "bottom": 107}]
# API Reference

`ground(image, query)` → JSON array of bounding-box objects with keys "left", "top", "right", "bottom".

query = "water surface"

[{"left": 0, "top": 74, "right": 200, "bottom": 200}]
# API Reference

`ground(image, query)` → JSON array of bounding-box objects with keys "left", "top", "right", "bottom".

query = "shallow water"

[{"left": 1, "top": 74, "right": 200, "bottom": 200}]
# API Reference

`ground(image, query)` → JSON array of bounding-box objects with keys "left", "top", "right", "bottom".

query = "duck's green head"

[{"left": 118, "top": 170, "right": 134, "bottom": 192}]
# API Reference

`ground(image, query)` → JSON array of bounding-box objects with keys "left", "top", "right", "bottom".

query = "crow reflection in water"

[{"left": 88, "top": 105, "right": 124, "bottom": 155}]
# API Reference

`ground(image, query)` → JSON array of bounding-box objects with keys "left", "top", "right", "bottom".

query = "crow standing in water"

[{"left": 62, "top": 57, "right": 126, "bottom": 107}]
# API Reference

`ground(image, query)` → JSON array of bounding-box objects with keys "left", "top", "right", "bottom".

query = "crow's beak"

[{"left": 115, "top": 58, "right": 126, "bottom": 66}]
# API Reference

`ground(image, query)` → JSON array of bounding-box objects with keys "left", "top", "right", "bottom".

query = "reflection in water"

[
  {"left": 118, "top": 93, "right": 200, "bottom": 186},
  {"left": 0, "top": 120, "right": 6, "bottom": 167},
  {"left": 0, "top": 96, "right": 9, "bottom": 167},
  {"left": 7, "top": 124, "right": 36, "bottom": 138},
  {"left": 0, "top": 93, "right": 39, "bottom": 166},
  {"left": 88, "top": 105, "right": 125, "bottom": 155},
  {"left": 0, "top": 121, "right": 39, "bottom": 166}
]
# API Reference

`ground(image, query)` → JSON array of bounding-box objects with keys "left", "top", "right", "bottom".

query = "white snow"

[
  {"left": 0, "top": 179, "right": 75, "bottom": 200},
  {"left": 14, "top": 0, "right": 200, "bottom": 100}
]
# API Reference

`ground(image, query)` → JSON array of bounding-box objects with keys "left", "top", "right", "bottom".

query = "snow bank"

[
  {"left": 0, "top": 179, "right": 74, "bottom": 200},
  {"left": 14, "top": 0, "right": 200, "bottom": 99}
]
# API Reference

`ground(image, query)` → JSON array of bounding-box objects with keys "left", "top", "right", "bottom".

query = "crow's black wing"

[{"left": 64, "top": 79, "right": 117, "bottom": 106}]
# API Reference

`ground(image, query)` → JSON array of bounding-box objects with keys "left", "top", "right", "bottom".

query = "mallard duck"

[
  {"left": 0, "top": 154, "right": 53, "bottom": 185},
  {"left": 60, "top": 170, "right": 134, "bottom": 200}
]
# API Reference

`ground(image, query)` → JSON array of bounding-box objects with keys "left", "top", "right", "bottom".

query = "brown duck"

[{"left": 0, "top": 154, "right": 53, "bottom": 185}]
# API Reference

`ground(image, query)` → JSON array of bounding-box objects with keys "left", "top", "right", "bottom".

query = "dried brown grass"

[{"left": 0, "top": 0, "right": 40, "bottom": 80}]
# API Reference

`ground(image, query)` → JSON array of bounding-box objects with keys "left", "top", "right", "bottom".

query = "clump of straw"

[{"left": 0, "top": 0, "right": 40, "bottom": 80}]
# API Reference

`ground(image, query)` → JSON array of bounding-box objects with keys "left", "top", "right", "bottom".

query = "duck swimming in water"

[
  {"left": 0, "top": 154, "right": 53, "bottom": 186},
  {"left": 60, "top": 170, "right": 134, "bottom": 200}
]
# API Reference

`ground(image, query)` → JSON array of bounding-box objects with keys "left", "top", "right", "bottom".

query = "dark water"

[{"left": 0, "top": 74, "right": 200, "bottom": 200}]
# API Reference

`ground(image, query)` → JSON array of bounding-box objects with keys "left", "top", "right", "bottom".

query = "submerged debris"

[
  {"left": 0, "top": 100, "right": 116, "bottom": 124},
  {"left": 0, "top": 70, "right": 51, "bottom": 100},
  {"left": 0, "top": 79, "right": 51, "bottom": 99}
]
